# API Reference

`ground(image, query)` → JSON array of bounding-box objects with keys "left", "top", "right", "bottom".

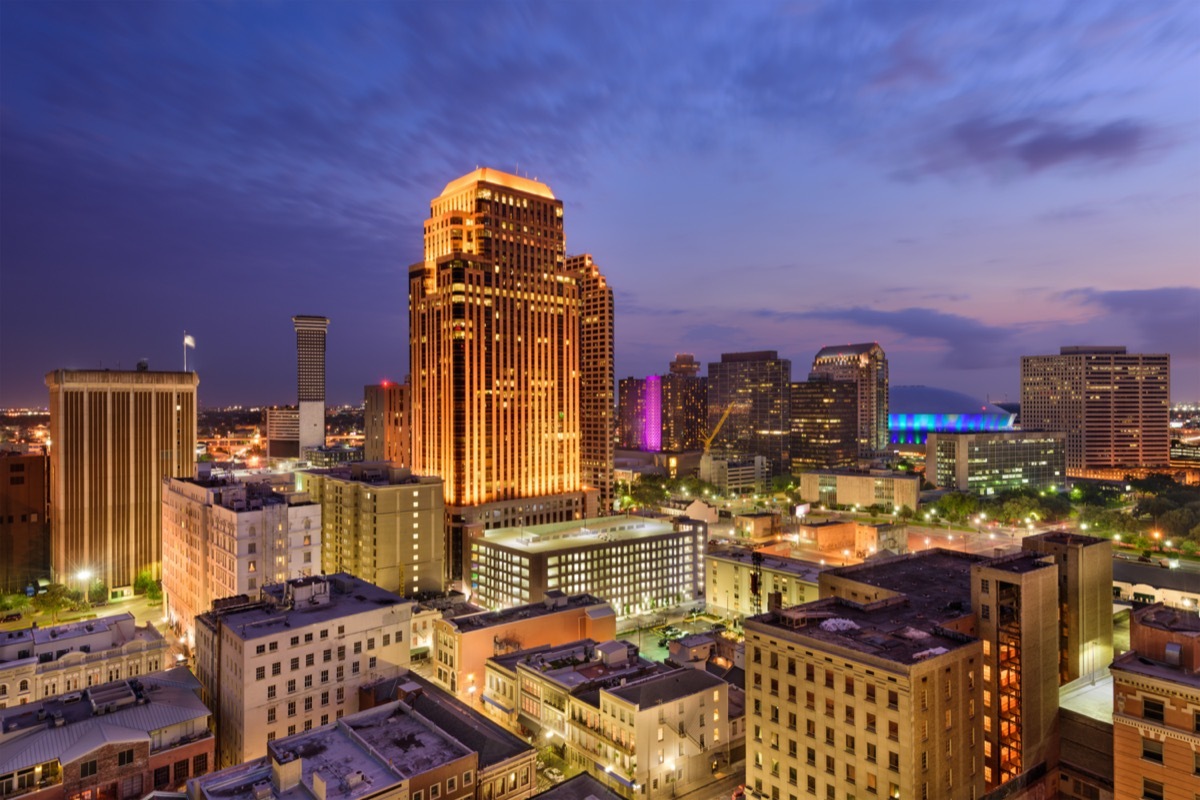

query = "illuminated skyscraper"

[
  {"left": 292, "top": 315, "right": 329, "bottom": 452},
  {"left": 568, "top": 254, "right": 615, "bottom": 513},
  {"left": 811, "top": 342, "right": 889, "bottom": 457},
  {"left": 1020, "top": 346, "right": 1169, "bottom": 474},
  {"left": 409, "top": 168, "right": 598, "bottom": 584},
  {"left": 46, "top": 366, "right": 197, "bottom": 592},
  {"left": 790, "top": 375, "right": 858, "bottom": 472}
]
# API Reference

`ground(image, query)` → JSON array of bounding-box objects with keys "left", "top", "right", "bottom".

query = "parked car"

[{"left": 1, "top": 613, "right": 21, "bottom": 623}]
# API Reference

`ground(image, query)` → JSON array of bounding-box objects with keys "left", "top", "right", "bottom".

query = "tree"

[
  {"left": 936, "top": 493, "right": 980, "bottom": 523},
  {"left": 88, "top": 581, "right": 108, "bottom": 606},
  {"left": 134, "top": 570, "right": 162, "bottom": 602},
  {"left": 32, "top": 584, "right": 74, "bottom": 623},
  {"left": 0, "top": 594, "right": 31, "bottom": 613}
]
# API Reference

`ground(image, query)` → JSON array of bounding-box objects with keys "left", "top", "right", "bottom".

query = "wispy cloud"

[{"left": 1060, "top": 287, "right": 1200, "bottom": 357}]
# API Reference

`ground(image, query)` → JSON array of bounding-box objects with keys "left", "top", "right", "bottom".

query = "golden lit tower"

[
  {"left": 46, "top": 366, "right": 197, "bottom": 593},
  {"left": 567, "top": 253, "right": 615, "bottom": 513},
  {"left": 410, "top": 168, "right": 597, "bottom": 585}
]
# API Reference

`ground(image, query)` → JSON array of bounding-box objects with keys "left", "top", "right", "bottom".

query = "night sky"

[{"left": 2, "top": 1, "right": 1198, "bottom": 408}]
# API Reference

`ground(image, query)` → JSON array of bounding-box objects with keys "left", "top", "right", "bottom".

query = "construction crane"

[{"left": 702, "top": 400, "right": 748, "bottom": 456}]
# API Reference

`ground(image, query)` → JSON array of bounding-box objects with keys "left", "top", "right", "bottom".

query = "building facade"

[
  {"left": 161, "top": 472, "right": 322, "bottom": 651},
  {"left": 661, "top": 372, "right": 707, "bottom": 452},
  {"left": 1020, "top": 346, "right": 1170, "bottom": 473},
  {"left": 925, "top": 431, "right": 1066, "bottom": 495},
  {"left": 363, "top": 380, "right": 411, "bottom": 465},
  {"left": 1110, "top": 603, "right": 1200, "bottom": 800},
  {"left": 193, "top": 574, "right": 415, "bottom": 767},
  {"left": 0, "top": 668, "right": 213, "bottom": 800},
  {"left": 569, "top": 254, "right": 615, "bottom": 513},
  {"left": 292, "top": 315, "right": 329, "bottom": 453},
  {"left": 707, "top": 352, "right": 791, "bottom": 475},
  {"left": 797, "top": 469, "right": 920, "bottom": 511},
  {"left": 432, "top": 593, "right": 616, "bottom": 701},
  {"left": 790, "top": 376, "right": 858, "bottom": 473},
  {"left": 263, "top": 406, "right": 299, "bottom": 461},
  {"left": 1021, "top": 531, "right": 1113, "bottom": 684},
  {"left": 565, "top": 669, "right": 732, "bottom": 799},
  {"left": 810, "top": 343, "right": 889, "bottom": 457},
  {"left": 468, "top": 515, "right": 706, "bottom": 619},
  {"left": 0, "top": 612, "right": 168, "bottom": 706},
  {"left": 409, "top": 168, "right": 598, "bottom": 584},
  {"left": 46, "top": 367, "right": 198, "bottom": 592},
  {"left": 704, "top": 548, "right": 822, "bottom": 619},
  {"left": 297, "top": 463, "right": 446, "bottom": 596},
  {"left": 0, "top": 451, "right": 49, "bottom": 595}
]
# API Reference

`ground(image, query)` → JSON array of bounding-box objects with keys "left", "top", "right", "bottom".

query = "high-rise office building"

[
  {"left": 46, "top": 367, "right": 197, "bottom": 592},
  {"left": 669, "top": 353, "right": 701, "bottom": 377},
  {"left": 810, "top": 343, "right": 889, "bottom": 457},
  {"left": 1020, "top": 346, "right": 1170, "bottom": 474},
  {"left": 363, "top": 380, "right": 410, "bottom": 464},
  {"left": 790, "top": 375, "right": 859, "bottom": 473},
  {"left": 707, "top": 351, "right": 791, "bottom": 474},
  {"left": 617, "top": 376, "right": 649, "bottom": 450},
  {"left": 409, "top": 168, "right": 599, "bottom": 585},
  {"left": 292, "top": 315, "right": 329, "bottom": 452},
  {"left": 662, "top": 371, "right": 707, "bottom": 452},
  {"left": 263, "top": 406, "right": 300, "bottom": 461},
  {"left": 569, "top": 254, "right": 615, "bottom": 512}
]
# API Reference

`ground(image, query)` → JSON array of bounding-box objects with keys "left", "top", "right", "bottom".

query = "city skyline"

[{"left": 2, "top": 1, "right": 1198, "bottom": 407}]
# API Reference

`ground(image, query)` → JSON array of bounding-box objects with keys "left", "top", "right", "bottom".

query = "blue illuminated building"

[{"left": 889, "top": 386, "right": 1015, "bottom": 446}]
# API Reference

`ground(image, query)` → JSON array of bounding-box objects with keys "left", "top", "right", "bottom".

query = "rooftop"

[
  {"left": 532, "top": 772, "right": 625, "bottom": 800},
  {"left": 1112, "top": 560, "right": 1200, "bottom": 593},
  {"left": 447, "top": 594, "right": 614, "bottom": 633},
  {"left": 822, "top": 548, "right": 986, "bottom": 615},
  {"left": 812, "top": 343, "right": 883, "bottom": 361},
  {"left": 747, "top": 595, "right": 977, "bottom": 667},
  {"left": 1024, "top": 530, "right": 1109, "bottom": 548},
  {"left": 1110, "top": 648, "right": 1200, "bottom": 689},
  {"left": 439, "top": 168, "right": 556, "bottom": 201},
  {"left": 399, "top": 673, "right": 534, "bottom": 768},
  {"left": 706, "top": 548, "right": 824, "bottom": 584},
  {"left": 0, "top": 612, "right": 165, "bottom": 664},
  {"left": 0, "top": 668, "right": 209, "bottom": 774},
  {"left": 607, "top": 668, "right": 725, "bottom": 708},
  {"left": 477, "top": 515, "right": 688, "bottom": 554},
  {"left": 196, "top": 574, "right": 410, "bottom": 641},
  {"left": 978, "top": 551, "right": 1058, "bottom": 575},
  {"left": 301, "top": 462, "right": 440, "bottom": 487}
]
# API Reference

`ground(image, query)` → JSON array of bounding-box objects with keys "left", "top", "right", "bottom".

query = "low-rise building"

[
  {"left": 0, "top": 612, "right": 168, "bottom": 705},
  {"left": 193, "top": 574, "right": 415, "bottom": 768},
  {"left": 468, "top": 515, "right": 705, "bottom": 620},
  {"left": 704, "top": 548, "right": 822, "bottom": 619},
  {"left": 925, "top": 431, "right": 1066, "bottom": 495},
  {"left": 0, "top": 667, "right": 213, "bottom": 800},
  {"left": 1110, "top": 603, "right": 1200, "bottom": 800},
  {"left": 565, "top": 669, "right": 734, "bottom": 799},
  {"left": 797, "top": 469, "right": 920, "bottom": 511},
  {"left": 162, "top": 470, "right": 321, "bottom": 650},
  {"left": 0, "top": 451, "right": 50, "bottom": 596},
  {"left": 1112, "top": 560, "right": 1200, "bottom": 609},
  {"left": 433, "top": 594, "right": 616, "bottom": 703},
  {"left": 297, "top": 463, "right": 446, "bottom": 596},
  {"left": 482, "top": 639, "right": 663, "bottom": 737},
  {"left": 186, "top": 698, "right": 479, "bottom": 800}
]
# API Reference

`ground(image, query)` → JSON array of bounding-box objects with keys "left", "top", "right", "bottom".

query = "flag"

[{"left": 184, "top": 334, "right": 196, "bottom": 349}]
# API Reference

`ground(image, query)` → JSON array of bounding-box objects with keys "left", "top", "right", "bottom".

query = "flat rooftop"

[
  {"left": 1059, "top": 673, "right": 1114, "bottom": 723},
  {"left": 1026, "top": 530, "right": 1109, "bottom": 548},
  {"left": 980, "top": 551, "right": 1057, "bottom": 575},
  {"left": 447, "top": 594, "right": 613, "bottom": 633},
  {"left": 532, "top": 773, "right": 625, "bottom": 800},
  {"left": 1, "top": 612, "right": 164, "bottom": 663},
  {"left": 478, "top": 515, "right": 688, "bottom": 554},
  {"left": 822, "top": 548, "right": 986, "bottom": 615},
  {"left": 707, "top": 548, "right": 824, "bottom": 583},
  {"left": 747, "top": 595, "right": 977, "bottom": 667},
  {"left": 1110, "top": 648, "right": 1200, "bottom": 689},
  {"left": 198, "top": 574, "right": 409, "bottom": 641},
  {"left": 608, "top": 668, "right": 726, "bottom": 707}
]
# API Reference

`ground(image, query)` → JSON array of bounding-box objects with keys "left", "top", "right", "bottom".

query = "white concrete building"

[
  {"left": 162, "top": 470, "right": 321, "bottom": 650},
  {"left": 0, "top": 612, "right": 168, "bottom": 706},
  {"left": 193, "top": 574, "right": 415, "bottom": 768}
]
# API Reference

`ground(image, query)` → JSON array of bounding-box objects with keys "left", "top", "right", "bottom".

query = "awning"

[{"left": 481, "top": 694, "right": 512, "bottom": 713}]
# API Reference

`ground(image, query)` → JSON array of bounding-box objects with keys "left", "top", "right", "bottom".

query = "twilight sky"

[{"left": 2, "top": 0, "right": 1198, "bottom": 408}]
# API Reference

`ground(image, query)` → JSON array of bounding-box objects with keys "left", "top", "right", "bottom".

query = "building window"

[
  {"left": 174, "top": 759, "right": 189, "bottom": 784},
  {"left": 1142, "top": 738, "right": 1163, "bottom": 763},
  {"left": 153, "top": 767, "right": 171, "bottom": 789},
  {"left": 81, "top": 760, "right": 98, "bottom": 778},
  {"left": 1142, "top": 779, "right": 1164, "bottom": 800},
  {"left": 256, "top": 666, "right": 265, "bottom": 680},
  {"left": 118, "top": 749, "right": 134, "bottom": 766},
  {"left": 193, "top": 754, "right": 208, "bottom": 776},
  {"left": 1143, "top": 699, "right": 1164, "bottom": 722}
]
